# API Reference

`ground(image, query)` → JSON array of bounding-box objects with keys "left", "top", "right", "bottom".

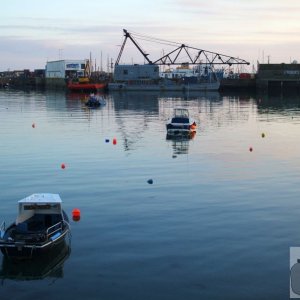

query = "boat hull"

[
  {"left": 166, "top": 130, "right": 196, "bottom": 140},
  {"left": 68, "top": 83, "right": 107, "bottom": 92},
  {"left": 108, "top": 81, "right": 220, "bottom": 92},
  {"left": 85, "top": 96, "right": 106, "bottom": 108},
  {"left": 0, "top": 240, "right": 71, "bottom": 280},
  {"left": 0, "top": 228, "right": 70, "bottom": 259},
  {"left": 166, "top": 123, "right": 195, "bottom": 131}
]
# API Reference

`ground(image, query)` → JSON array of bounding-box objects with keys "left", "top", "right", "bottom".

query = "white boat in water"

[
  {"left": 85, "top": 94, "right": 106, "bottom": 108},
  {"left": 0, "top": 194, "right": 70, "bottom": 259},
  {"left": 166, "top": 108, "right": 197, "bottom": 133}
]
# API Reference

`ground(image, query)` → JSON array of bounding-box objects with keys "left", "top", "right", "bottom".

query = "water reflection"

[
  {"left": 0, "top": 241, "right": 71, "bottom": 283},
  {"left": 257, "top": 93, "right": 300, "bottom": 111},
  {"left": 166, "top": 131, "right": 196, "bottom": 155}
]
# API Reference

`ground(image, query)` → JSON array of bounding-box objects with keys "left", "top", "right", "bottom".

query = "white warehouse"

[{"left": 45, "top": 60, "right": 86, "bottom": 78}]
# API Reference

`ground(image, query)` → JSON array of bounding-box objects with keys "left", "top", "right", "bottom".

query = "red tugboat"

[
  {"left": 68, "top": 77, "right": 107, "bottom": 92},
  {"left": 67, "top": 59, "right": 107, "bottom": 92}
]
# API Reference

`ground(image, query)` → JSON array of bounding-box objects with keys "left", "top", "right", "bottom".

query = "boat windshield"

[{"left": 174, "top": 109, "right": 189, "bottom": 118}]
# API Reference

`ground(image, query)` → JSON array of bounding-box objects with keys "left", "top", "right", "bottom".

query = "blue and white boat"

[
  {"left": 85, "top": 94, "right": 106, "bottom": 108},
  {"left": 0, "top": 194, "right": 70, "bottom": 259},
  {"left": 166, "top": 108, "right": 197, "bottom": 133}
]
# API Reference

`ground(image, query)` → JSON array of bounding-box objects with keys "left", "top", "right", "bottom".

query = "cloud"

[{"left": 1, "top": 0, "right": 300, "bottom": 70}]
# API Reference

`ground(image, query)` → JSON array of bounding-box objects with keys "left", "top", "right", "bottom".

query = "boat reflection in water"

[
  {"left": 0, "top": 240, "right": 71, "bottom": 282},
  {"left": 166, "top": 130, "right": 196, "bottom": 155}
]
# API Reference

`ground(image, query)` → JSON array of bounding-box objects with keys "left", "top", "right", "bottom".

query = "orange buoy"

[
  {"left": 72, "top": 208, "right": 81, "bottom": 221},
  {"left": 113, "top": 138, "right": 117, "bottom": 145},
  {"left": 61, "top": 163, "right": 66, "bottom": 169},
  {"left": 73, "top": 215, "right": 80, "bottom": 221}
]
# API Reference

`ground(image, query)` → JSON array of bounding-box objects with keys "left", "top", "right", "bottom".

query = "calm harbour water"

[{"left": 0, "top": 89, "right": 300, "bottom": 299}]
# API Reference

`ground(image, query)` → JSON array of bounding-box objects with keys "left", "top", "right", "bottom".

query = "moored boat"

[
  {"left": 0, "top": 194, "right": 70, "bottom": 259},
  {"left": 68, "top": 77, "right": 107, "bottom": 92},
  {"left": 166, "top": 108, "right": 197, "bottom": 133},
  {"left": 85, "top": 94, "right": 106, "bottom": 108}
]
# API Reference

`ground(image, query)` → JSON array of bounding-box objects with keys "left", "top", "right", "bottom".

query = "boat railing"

[
  {"left": 46, "top": 221, "right": 63, "bottom": 240},
  {"left": 0, "top": 221, "right": 5, "bottom": 238}
]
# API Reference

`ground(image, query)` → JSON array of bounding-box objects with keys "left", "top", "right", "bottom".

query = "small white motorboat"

[
  {"left": 166, "top": 108, "right": 197, "bottom": 133},
  {"left": 85, "top": 94, "right": 106, "bottom": 108},
  {"left": 0, "top": 194, "right": 70, "bottom": 259}
]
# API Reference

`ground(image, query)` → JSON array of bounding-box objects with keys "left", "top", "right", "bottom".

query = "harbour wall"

[
  {"left": 0, "top": 76, "right": 46, "bottom": 89},
  {"left": 45, "top": 78, "right": 67, "bottom": 89}
]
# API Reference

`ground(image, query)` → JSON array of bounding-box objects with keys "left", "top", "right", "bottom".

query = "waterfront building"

[{"left": 45, "top": 60, "right": 86, "bottom": 79}]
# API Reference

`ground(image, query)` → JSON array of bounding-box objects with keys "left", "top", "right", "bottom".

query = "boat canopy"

[
  {"left": 16, "top": 194, "right": 63, "bottom": 224},
  {"left": 18, "top": 194, "right": 62, "bottom": 204},
  {"left": 174, "top": 108, "right": 189, "bottom": 118}
]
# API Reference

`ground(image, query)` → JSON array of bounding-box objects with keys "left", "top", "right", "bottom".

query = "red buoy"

[
  {"left": 61, "top": 163, "right": 66, "bottom": 169},
  {"left": 72, "top": 208, "right": 81, "bottom": 221},
  {"left": 113, "top": 138, "right": 117, "bottom": 145},
  {"left": 32, "top": 123, "right": 35, "bottom": 128},
  {"left": 249, "top": 147, "right": 253, "bottom": 152}
]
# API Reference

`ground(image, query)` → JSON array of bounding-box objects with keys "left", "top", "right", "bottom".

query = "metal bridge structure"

[{"left": 115, "top": 29, "right": 250, "bottom": 67}]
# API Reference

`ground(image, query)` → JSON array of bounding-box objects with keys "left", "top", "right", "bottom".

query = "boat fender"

[{"left": 50, "top": 232, "right": 61, "bottom": 241}]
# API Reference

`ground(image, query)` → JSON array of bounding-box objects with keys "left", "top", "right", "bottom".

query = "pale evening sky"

[{"left": 0, "top": 0, "right": 300, "bottom": 71}]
